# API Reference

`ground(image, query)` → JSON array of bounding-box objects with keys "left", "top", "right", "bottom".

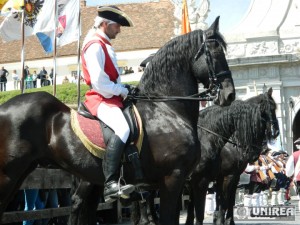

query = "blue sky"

[{"left": 86, "top": 0, "right": 251, "bottom": 32}]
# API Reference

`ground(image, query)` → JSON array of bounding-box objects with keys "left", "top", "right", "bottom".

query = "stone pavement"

[{"left": 110, "top": 196, "right": 300, "bottom": 225}]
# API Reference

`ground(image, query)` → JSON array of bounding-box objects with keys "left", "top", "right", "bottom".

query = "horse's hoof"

[{"left": 225, "top": 219, "right": 235, "bottom": 225}]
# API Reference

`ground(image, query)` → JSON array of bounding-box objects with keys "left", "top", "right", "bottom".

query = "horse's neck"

[{"left": 199, "top": 108, "right": 234, "bottom": 147}]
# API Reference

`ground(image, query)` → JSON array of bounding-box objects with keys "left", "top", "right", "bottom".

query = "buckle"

[{"left": 128, "top": 152, "right": 138, "bottom": 161}]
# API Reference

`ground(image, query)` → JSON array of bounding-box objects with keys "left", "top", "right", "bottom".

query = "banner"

[
  {"left": 181, "top": 0, "right": 191, "bottom": 34},
  {"left": 0, "top": 0, "right": 49, "bottom": 41},
  {"left": 35, "top": 0, "right": 79, "bottom": 53},
  {"left": 0, "top": 0, "right": 79, "bottom": 53},
  {"left": 0, "top": 0, "right": 23, "bottom": 13},
  {"left": 0, "top": 0, "right": 9, "bottom": 11}
]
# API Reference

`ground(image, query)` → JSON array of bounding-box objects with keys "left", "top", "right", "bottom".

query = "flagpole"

[
  {"left": 76, "top": 1, "right": 81, "bottom": 107},
  {"left": 51, "top": 0, "right": 58, "bottom": 96},
  {"left": 20, "top": 7, "right": 25, "bottom": 93}
]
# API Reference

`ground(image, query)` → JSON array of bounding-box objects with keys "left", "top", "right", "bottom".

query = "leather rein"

[{"left": 128, "top": 32, "right": 231, "bottom": 102}]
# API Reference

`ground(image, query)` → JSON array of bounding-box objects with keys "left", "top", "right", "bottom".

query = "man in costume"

[
  {"left": 286, "top": 138, "right": 300, "bottom": 211},
  {"left": 81, "top": 5, "right": 135, "bottom": 202}
]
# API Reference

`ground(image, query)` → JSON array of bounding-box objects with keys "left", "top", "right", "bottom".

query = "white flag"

[
  {"left": 35, "top": 0, "right": 79, "bottom": 53},
  {"left": 0, "top": 0, "right": 80, "bottom": 53},
  {"left": 0, "top": 0, "right": 51, "bottom": 42}
]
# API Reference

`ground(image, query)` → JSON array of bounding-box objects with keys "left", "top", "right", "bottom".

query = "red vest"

[{"left": 81, "top": 34, "right": 123, "bottom": 116}]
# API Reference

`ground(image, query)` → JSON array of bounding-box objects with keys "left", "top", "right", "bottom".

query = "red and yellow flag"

[{"left": 181, "top": 0, "right": 191, "bottom": 34}]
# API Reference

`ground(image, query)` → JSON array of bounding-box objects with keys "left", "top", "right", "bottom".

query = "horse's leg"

[
  {"left": 185, "top": 186, "right": 195, "bottom": 225},
  {"left": 224, "top": 175, "right": 239, "bottom": 225},
  {"left": 138, "top": 200, "right": 151, "bottom": 225},
  {"left": 69, "top": 178, "right": 101, "bottom": 225},
  {"left": 193, "top": 177, "right": 209, "bottom": 225},
  {"left": 131, "top": 201, "right": 141, "bottom": 225},
  {"left": 213, "top": 177, "right": 226, "bottom": 225},
  {"left": 147, "top": 190, "right": 159, "bottom": 225},
  {"left": 159, "top": 174, "right": 186, "bottom": 225}
]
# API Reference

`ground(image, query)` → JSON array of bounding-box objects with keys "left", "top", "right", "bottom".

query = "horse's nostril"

[{"left": 227, "top": 93, "right": 236, "bottom": 102}]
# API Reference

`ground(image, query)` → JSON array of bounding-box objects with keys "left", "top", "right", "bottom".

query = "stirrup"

[
  {"left": 104, "top": 184, "right": 135, "bottom": 203},
  {"left": 104, "top": 166, "right": 135, "bottom": 202}
]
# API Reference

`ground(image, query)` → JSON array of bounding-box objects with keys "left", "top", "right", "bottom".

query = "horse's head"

[
  {"left": 248, "top": 87, "right": 280, "bottom": 141},
  {"left": 261, "top": 88, "right": 280, "bottom": 140},
  {"left": 192, "top": 16, "right": 235, "bottom": 106}
]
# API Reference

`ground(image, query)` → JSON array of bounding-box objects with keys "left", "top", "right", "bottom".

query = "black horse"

[
  {"left": 186, "top": 88, "right": 279, "bottom": 225},
  {"left": 0, "top": 17, "right": 235, "bottom": 225}
]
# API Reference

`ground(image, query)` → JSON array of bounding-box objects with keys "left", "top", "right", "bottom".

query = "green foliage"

[{"left": 0, "top": 81, "right": 139, "bottom": 105}]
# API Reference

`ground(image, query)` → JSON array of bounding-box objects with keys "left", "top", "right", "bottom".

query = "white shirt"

[
  {"left": 12, "top": 72, "right": 18, "bottom": 80},
  {"left": 285, "top": 155, "right": 294, "bottom": 177},
  {"left": 84, "top": 30, "right": 125, "bottom": 99}
]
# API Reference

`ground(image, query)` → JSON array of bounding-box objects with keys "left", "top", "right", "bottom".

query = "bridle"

[
  {"left": 260, "top": 97, "right": 279, "bottom": 139},
  {"left": 194, "top": 32, "right": 232, "bottom": 98},
  {"left": 128, "top": 32, "right": 231, "bottom": 102}
]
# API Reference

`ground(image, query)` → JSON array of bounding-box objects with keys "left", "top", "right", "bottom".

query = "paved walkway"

[{"left": 110, "top": 196, "right": 300, "bottom": 225}]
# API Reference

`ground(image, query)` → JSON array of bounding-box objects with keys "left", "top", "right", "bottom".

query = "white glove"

[{"left": 120, "top": 87, "right": 129, "bottom": 99}]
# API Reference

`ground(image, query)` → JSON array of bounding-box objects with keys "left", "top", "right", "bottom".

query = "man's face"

[{"left": 104, "top": 22, "right": 121, "bottom": 39}]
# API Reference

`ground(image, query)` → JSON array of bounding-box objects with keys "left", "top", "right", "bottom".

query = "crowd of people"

[
  {"left": 230, "top": 140, "right": 300, "bottom": 211},
  {"left": 0, "top": 66, "right": 78, "bottom": 91},
  {"left": 202, "top": 141, "right": 300, "bottom": 217}
]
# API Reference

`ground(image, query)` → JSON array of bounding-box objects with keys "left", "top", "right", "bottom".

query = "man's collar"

[{"left": 96, "top": 29, "right": 111, "bottom": 43}]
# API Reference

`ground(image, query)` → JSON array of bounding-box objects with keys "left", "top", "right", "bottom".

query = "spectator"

[
  {"left": 124, "top": 66, "right": 129, "bottom": 74},
  {"left": 12, "top": 69, "right": 19, "bottom": 90},
  {"left": 71, "top": 75, "right": 77, "bottom": 84},
  {"left": 0, "top": 66, "right": 9, "bottom": 91},
  {"left": 23, "top": 66, "right": 30, "bottom": 80},
  {"left": 62, "top": 76, "right": 70, "bottom": 84},
  {"left": 49, "top": 68, "right": 54, "bottom": 85},
  {"left": 32, "top": 71, "right": 38, "bottom": 88},
  {"left": 38, "top": 67, "right": 47, "bottom": 87},
  {"left": 128, "top": 67, "right": 134, "bottom": 73},
  {"left": 38, "top": 189, "right": 59, "bottom": 225},
  {"left": 23, "top": 189, "right": 45, "bottom": 225},
  {"left": 286, "top": 137, "right": 300, "bottom": 212},
  {"left": 43, "top": 75, "right": 51, "bottom": 86},
  {"left": 25, "top": 73, "right": 33, "bottom": 89}
]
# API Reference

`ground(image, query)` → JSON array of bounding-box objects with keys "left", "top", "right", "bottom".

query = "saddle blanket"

[{"left": 70, "top": 106, "right": 143, "bottom": 159}]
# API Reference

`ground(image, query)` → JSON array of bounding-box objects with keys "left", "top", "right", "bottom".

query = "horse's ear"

[
  {"left": 208, "top": 16, "right": 220, "bottom": 33},
  {"left": 267, "top": 87, "right": 273, "bottom": 97}
]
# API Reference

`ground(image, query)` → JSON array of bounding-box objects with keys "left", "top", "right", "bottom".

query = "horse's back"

[{"left": 1, "top": 91, "right": 69, "bottom": 111}]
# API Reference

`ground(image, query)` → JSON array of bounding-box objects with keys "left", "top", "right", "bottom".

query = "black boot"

[{"left": 103, "top": 134, "right": 135, "bottom": 202}]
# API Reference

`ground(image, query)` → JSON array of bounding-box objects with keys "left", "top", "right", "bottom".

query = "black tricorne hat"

[{"left": 97, "top": 5, "right": 133, "bottom": 27}]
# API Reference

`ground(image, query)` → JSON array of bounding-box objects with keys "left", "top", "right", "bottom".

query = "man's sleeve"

[{"left": 285, "top": 155, "right": 294, "bottom": 177}]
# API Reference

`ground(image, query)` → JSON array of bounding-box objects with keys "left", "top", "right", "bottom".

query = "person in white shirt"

[
  {"left": 81, "top": 5, "right": 136, "bottom": 202},
  {"left": 286, "top": 138, "right": 300, "bottom": 211},
  {"left": 11, "top": 69, "right": 19, "bottom": 90}
]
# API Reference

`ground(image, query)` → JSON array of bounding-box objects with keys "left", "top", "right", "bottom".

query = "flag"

[
  {"left": 1, "top": 0, "right": 23, "bottom": 13},
  {"left": 0, "top": 0, "right": 9, "bottom": 11},
  {"left": 0, "top": 0, "right": 79, "bottom": 53},
  {"left": 35, "top": 0, "right": 80, "bottom": 53},
  {"left": 0, "top": 0, "right": 49, "bottom": 41},
  {"left": 181, "top": 0, "right": 191, "bottom": 34}
]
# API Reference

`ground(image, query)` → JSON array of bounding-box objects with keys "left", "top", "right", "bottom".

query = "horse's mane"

[
  {"left": 138, "top": 29, "right": 227, "bottom": 94},
  {"left": 246, "top": 92, "right": 277, "bottom": 113},
  {"left": 199, "top": 100, "right": 261, "bottom": 149}
]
